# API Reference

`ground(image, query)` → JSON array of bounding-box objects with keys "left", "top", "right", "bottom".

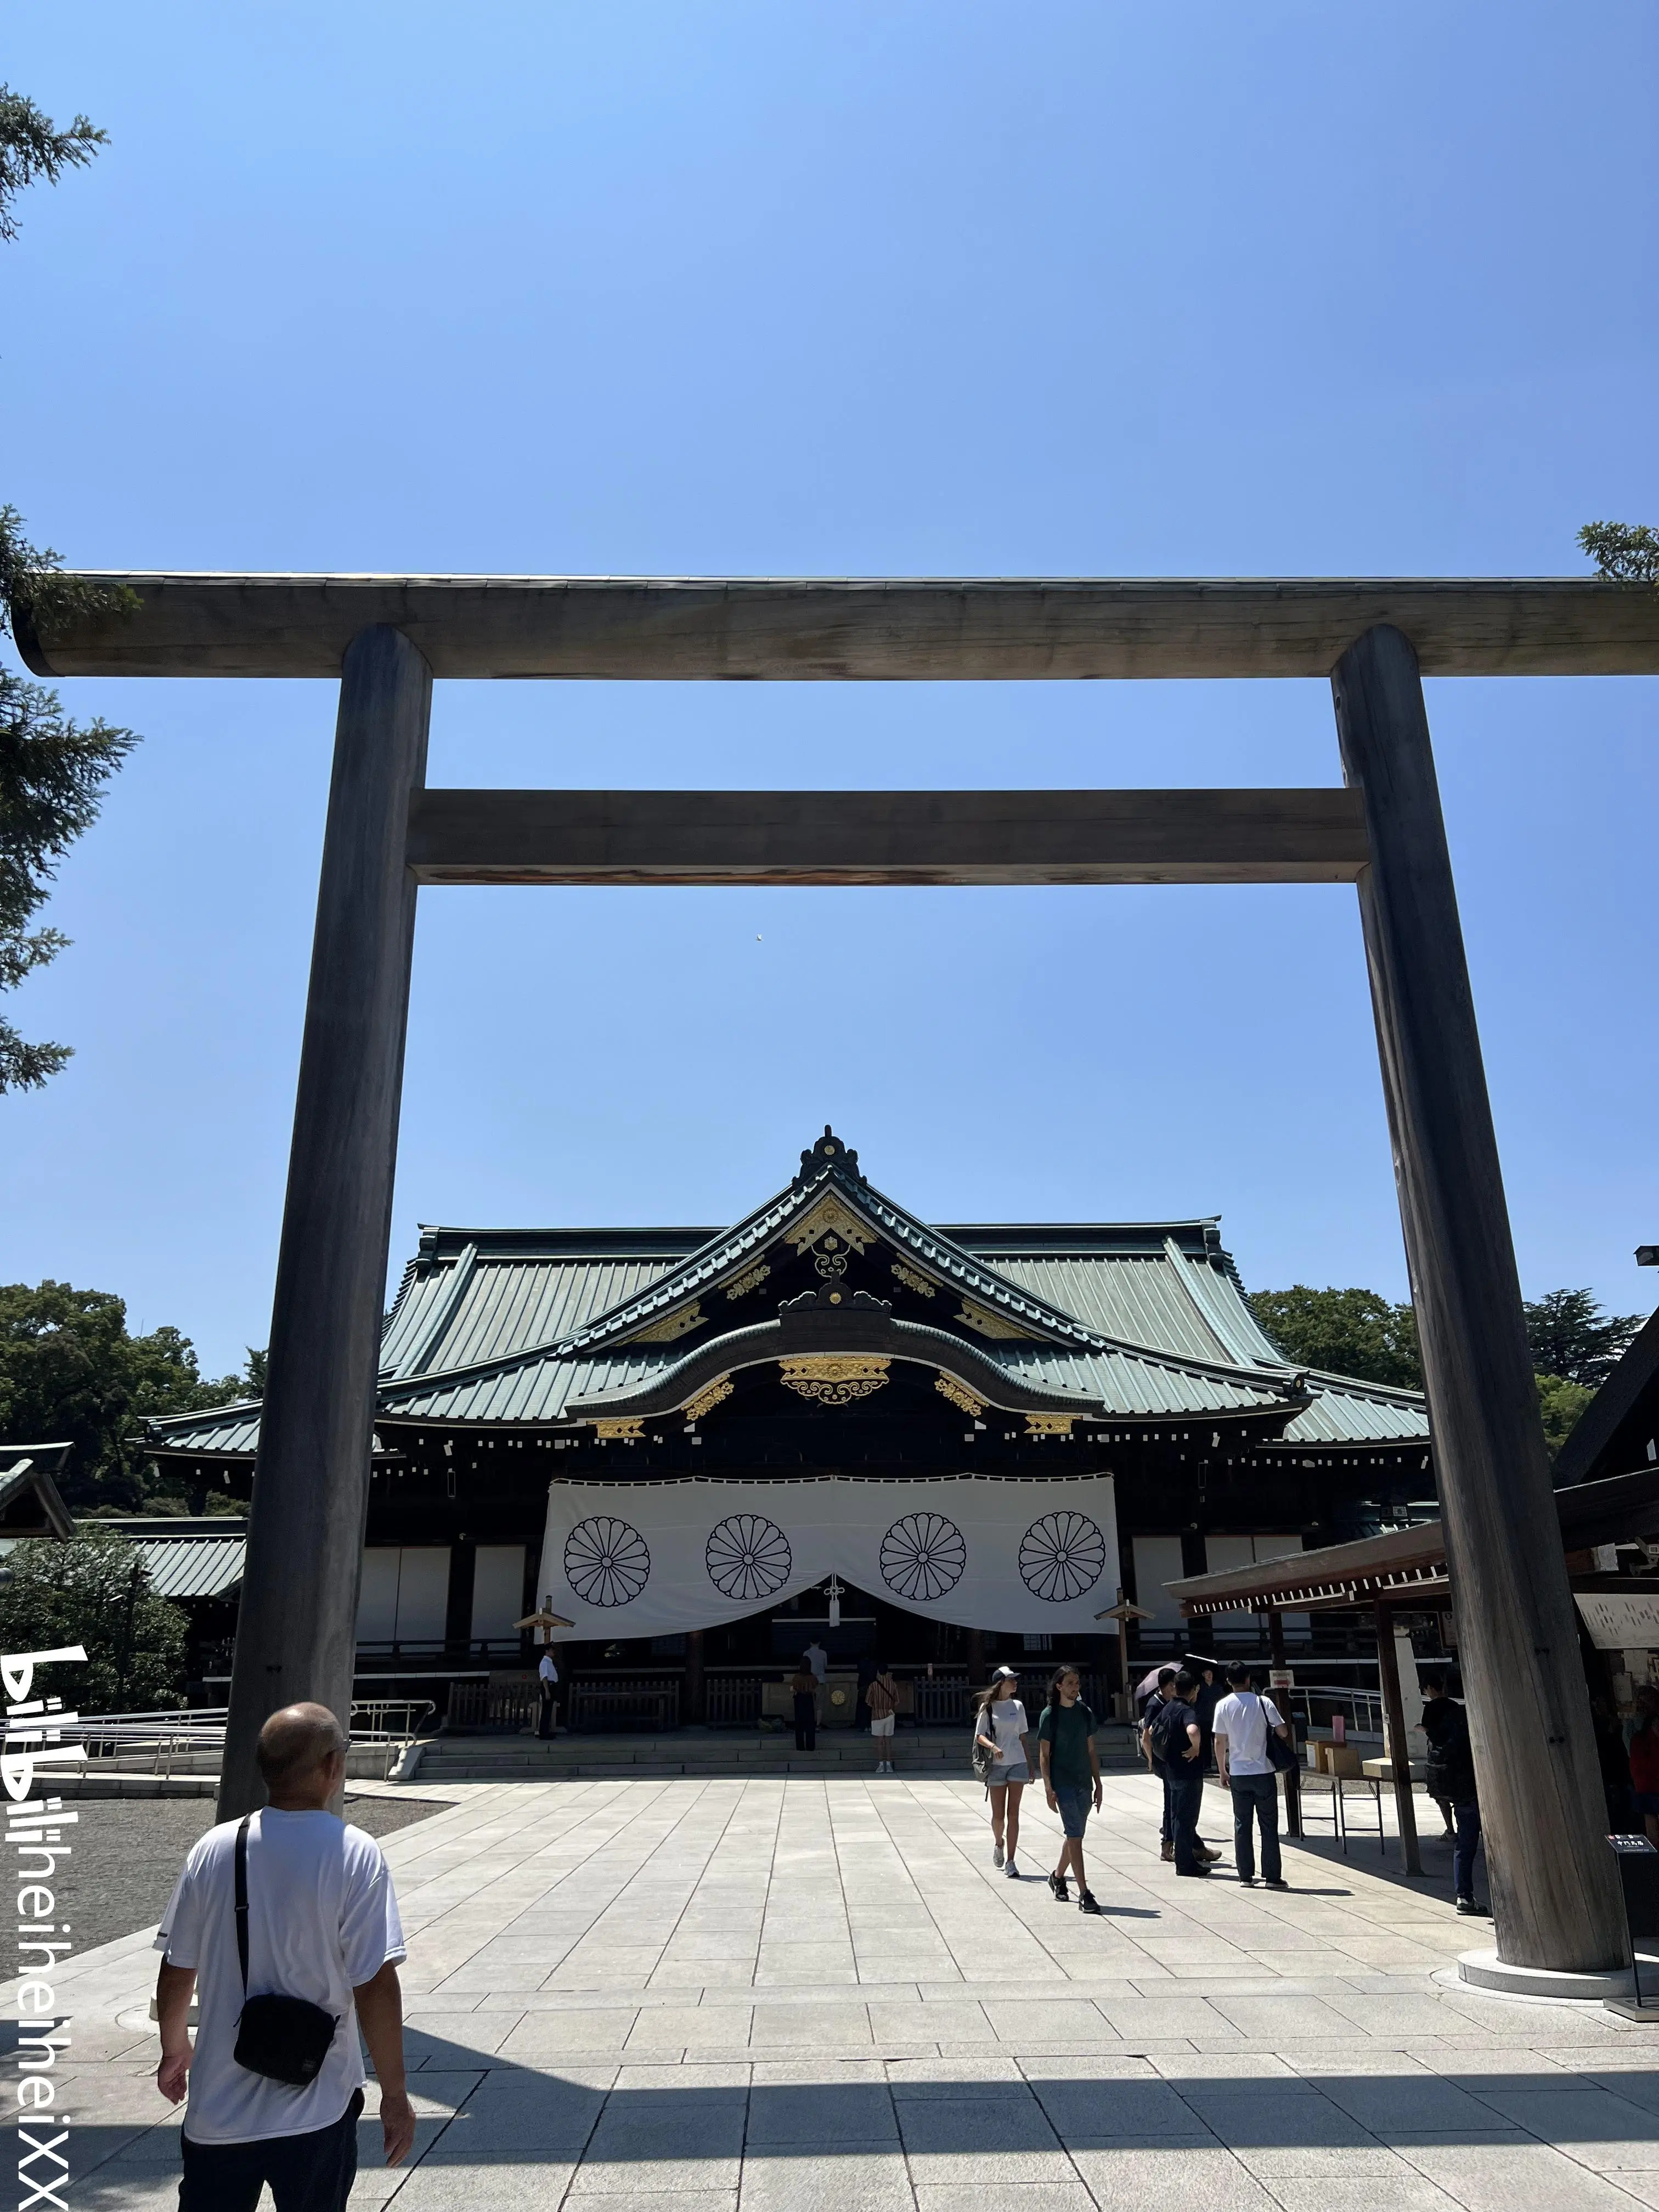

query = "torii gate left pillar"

[{"left": 218, "top": 627, "right": 430, "bottom": 1817}]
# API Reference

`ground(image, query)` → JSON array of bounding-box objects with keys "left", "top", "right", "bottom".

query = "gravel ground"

[{"left": 55, "top": 1793, "right": 445, "bottom": 1956}]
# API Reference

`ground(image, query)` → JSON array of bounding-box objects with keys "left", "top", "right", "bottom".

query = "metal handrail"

[{"left": 45, "top": 1700, "right": 436, "bottom": 1781}]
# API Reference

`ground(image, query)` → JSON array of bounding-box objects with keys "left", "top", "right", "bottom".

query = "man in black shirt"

[
  {"left": 1139, "top": 1666, "right": 1178, "bottom": 1862},
  {"left": 1421, "top": 1671, "right": 1486, "bottom": 1916}
]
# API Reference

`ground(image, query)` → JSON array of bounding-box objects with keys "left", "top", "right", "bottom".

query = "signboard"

[
  {"left": 1269, "top": 1668, "right": 1294, "bottom": 1691},
  {"left": 1575, "top": 1592, "right": 1659, "bottom": 1652}
]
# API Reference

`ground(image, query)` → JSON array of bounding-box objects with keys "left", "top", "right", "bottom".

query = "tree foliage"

[
  {"left": 1536, "top": 1372, "right": 1596, "bottom": 1465},
  {"left": 1, "top": 89, "right": 138, "bottom": 1092},
  {"left": 0, "top": 1280, "right": 250, "bottom": 1514},
  {"left": 0, "top": 85, "right": 105, "bottom": 242},
  {"left": 1247, "top": 1285, "right": 1423, "bottom": 1389},
  {"left": 1580, "top": 521, "right": 1659, "bottom": 587},
  {"left": 0, "top": 663, "right": 137, "bottom": 1087},
  {"left": 1522, "top": 1288, "right": 1644, "bottom": 1391},
  {"left": 0, "top": 1523, "right": 186, "bottom": 1712}
]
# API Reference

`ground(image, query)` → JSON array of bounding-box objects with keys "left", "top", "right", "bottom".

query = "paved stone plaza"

[{"left": 41, "top": 1770, "right": 1659, "bottom": 2209}]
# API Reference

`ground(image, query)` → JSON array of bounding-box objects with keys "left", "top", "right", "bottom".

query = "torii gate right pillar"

[{"left": 1334, "top": 623, "right": 1626, "bottom": 1977}]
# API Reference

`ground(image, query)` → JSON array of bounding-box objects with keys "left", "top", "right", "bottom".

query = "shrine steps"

[{"left": 409, "top": 1726, "right": 1142, "bottom": 1784}]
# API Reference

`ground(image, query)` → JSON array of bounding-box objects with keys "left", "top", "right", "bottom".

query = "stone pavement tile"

[
  {"left": 625, "top": 2009, "right": 758, "bottom": 2055},
  {"left": 869, "top": 2001, "right": 997, "bottom": 2044},
  {"left": 1317, "top": 1993, "right": 1474, "bottom": 2038},
  {"left": 424, "top": 2085, "right": 607, "bottom": 2157},
  {"left": 1579, "top": 2067, "right": 1659, "bottom": 2109},
  {"left": 1026, "top": 2074, "right": 1204, "bottom": 2138},
  {"left": 1396, "top": 2137, "right": 1647, "bottom": 2210},
  {"left": 1415, "top": 2046, "right": 1576, "bottom": 2078},
  {"left": 1233, "top": 2144, "right": 1421, "bottom": 2180},
  {"left": 1462, "top": 2084, "right": 1659, "bottom": 2168},
  {"left": 1094, "top": 1998, "right": 1234, "bottom": 2041},
  {"left": 498, "top": 2008, "right": 639, "bottom": 2056},
  {"left": 1011, "top": 2053, "right": 1159, "bottom": 2083},
  {"left": 738, "top": 2151, "right": 915, "bottom": 2210},
  {"left": 1598, "top": 2180, "right": 1659, "bottom": 2209},
  {"left": 1282, "top": 2047, "right": 1434, "bottom": 2078},
  {"left": 1262, "top": 2180, "right": 1465, "bottom": 2212},
  {"left": 887, "top": 2058, "right": 1043, "bottom": 2096},
  {"left": 1207, "top": 1995, "right": 1376, "bottom": 2039},
  {"left": 1169, "top": 2089, "right": 1376, "bottom": 2150},
  {"left": 897, "top": 2094, "right": 1073, "bottom": 2180},
  {"left": 746, "top": 2078, "right": 900, "bottom": 2146},
  {"left": 613, "top": 2064, "right": 752, "bottom": 2095},
  {"left": 388, "top": 2155, "right": 578, "bottom": 2209},
  {"left": 911, "top": 2186, "right": 1094, "bottom": 2212},
  {"left": 1068, "top": 2144, "right": 1278, "bottom": 2209},
  {"left": 80, "top": 2171, "right": 180, "bottom": 2211},
  {"left": 1148, "top": 2053, "right": 1295, "bottom": 2080},
  {"left": 1313, "top": 2076, "right": 1501, "bottom": 2133},
  {"left": 982, "top": 2001, "right": 1124, "bottom": 2044},
  {"left": 749, "top": 2004, "right": 874, "bottom": 2049}
]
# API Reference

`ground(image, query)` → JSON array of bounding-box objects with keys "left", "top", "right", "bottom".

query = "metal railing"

[{"left": 52, "top": 1701, "right": 435, "bottom": 1781}]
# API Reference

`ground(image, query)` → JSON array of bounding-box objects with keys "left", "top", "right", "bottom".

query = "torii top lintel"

[{"left": 15, "top": 573, "right": 1659, "bottom": 681}]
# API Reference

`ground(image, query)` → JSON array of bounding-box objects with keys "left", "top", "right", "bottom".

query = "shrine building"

[{"left": 144, "top": 1128, "right": 1431, "bottom": 1719}]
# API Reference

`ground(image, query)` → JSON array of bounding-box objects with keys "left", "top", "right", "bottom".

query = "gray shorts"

[{"left": 990, "top": 1761, "right": 1030, "bottom": 1787}]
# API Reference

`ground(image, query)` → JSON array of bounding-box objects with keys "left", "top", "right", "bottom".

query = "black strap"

[{"left": 233, "top": 1813, "right": 252, "bottom": 1995}]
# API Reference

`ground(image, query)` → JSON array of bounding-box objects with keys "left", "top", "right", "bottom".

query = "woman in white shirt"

[{"left": 974, "top": 1664, "right": 1032, "bottom": 1878}]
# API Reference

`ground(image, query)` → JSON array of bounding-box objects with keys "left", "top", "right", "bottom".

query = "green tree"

[
  {"left": 1522, "top": 1288, "right": 1644, "bottom": 1390},
  {"left": 1580, "top": 521, "right": 1659, "bottom": 586},
  {"left": 1248, "top": 1285, "right": 1422, "bottom": 1389},
  {"left": 0, "top": 1523, "right": 186, "bottom": 1712},
  {"left": 1536, "top": 1372, "right": 1596, "bottom": 1465},
  {"left": 0, "top": 1280, "right": 243, "bottom": 1513},
  {"left": 1, "top": 87, "right": 137, "bottom": 1092}
]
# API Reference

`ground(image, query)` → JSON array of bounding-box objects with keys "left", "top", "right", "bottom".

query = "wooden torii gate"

[{"left": 20, "top": 573, "right": 1659, "bottom": 1983}]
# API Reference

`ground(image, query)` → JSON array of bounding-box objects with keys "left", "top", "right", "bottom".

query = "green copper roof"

[{"left": 144, "top": 1126, "right": 1431, "bottom": 1458}]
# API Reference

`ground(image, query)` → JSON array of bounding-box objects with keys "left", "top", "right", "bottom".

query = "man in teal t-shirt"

[{"left": 1037, "top": 1666, "right": 1104, "bottom": 1914}]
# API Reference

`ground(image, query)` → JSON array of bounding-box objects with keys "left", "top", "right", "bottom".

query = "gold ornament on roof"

[
  {"left": 592, "top": 1418, "right": 645, "bottom": 1441},
  {"left": 935, "top": 1374, "right": 987, "bottom": 1418},
  {"left": 682, "top": 1375, "right": 734, "bottom": 1422},
  {"left": 891, "top": 1262, "right": 936, "bottom": 1298},
  {"left": 778, "top": 1355, "right": 890, "bottom": 1406},
  {"left": 957, "top": 1299, "right": 1030, "bottom": 1341},
  {"left": 1024, "top": 1413, "right": 1075, "bottom": 1437},
  {"left": 629, "top": 1301, "right": 702, "bottom": 1345},
  {"left": 725, "top": 1264, "right": 771, "bottom": 1300},
  {"left": 788, "top": 1195, "right": 871, "bottom": 1257}
]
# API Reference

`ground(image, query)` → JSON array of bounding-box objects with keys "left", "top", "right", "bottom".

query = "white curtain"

[{"left": 535, "top": 1474, "right": 1119, "bottom": 1639}]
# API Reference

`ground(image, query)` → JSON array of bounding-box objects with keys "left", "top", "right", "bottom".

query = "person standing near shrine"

[
  {"left": 1151, "top": 1668, "right": 1209, "bottom": 1876},
  {"left": 1038, "top": 1663, "right": 1105, "bottom": 1914},
  {"left": 537, "top": 1646, "right": 559, "bottom": 1740},
  {"left": 974, "top": 1664, "right": 1031, "bottom": 1877},
  {"left": 1212, "top": 1661, "right": 1291, "bottom": 1889},
  {"left": 1139, "top": 1665, "right": 1178, "bottom": 1862},
  {"left": 1421, "top": 1671, "right": 1488, "bottom": 1916},
  {"left": 789, "top": 1656, "right": 820, "bottom": 1752},
  {"left": 865, "top": 1659, "right": 900, "bottom": 1775},
  {"left": 1186, "top": 1655, "right": 1224, "bottom": 1864}
]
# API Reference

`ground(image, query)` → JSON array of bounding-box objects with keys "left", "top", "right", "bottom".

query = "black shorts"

[{"left": 179, "top": 2087, "right": 364, "bottom": 2212}]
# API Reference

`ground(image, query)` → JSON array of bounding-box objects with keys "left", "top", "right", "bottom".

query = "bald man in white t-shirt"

[{"left": 155, "top": 1705, "right": 414, "bottom": 2209}]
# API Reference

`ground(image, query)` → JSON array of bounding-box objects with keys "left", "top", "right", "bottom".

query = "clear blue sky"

[{"left": 4, "top": 5, "right": 1656, "bottom": 1376}]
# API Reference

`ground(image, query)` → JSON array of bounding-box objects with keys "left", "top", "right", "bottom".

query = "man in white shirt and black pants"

[
  {"left": 538, "top": 1646, "right": 560, "bottom": 1739},
  {"left": 154, "top": 1703, "right": 414, "bottom": 2208},
  {"left": 1212, "top": 1662, "right": 1291, "bottom": 1891}
]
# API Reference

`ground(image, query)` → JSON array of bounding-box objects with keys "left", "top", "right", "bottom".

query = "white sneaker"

[{"left": 994, "top": 1841, "right": 1005, "bottom": 1867}]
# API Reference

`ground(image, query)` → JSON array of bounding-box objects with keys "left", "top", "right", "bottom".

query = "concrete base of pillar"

[{"left": 1455, "top": 1948, "right": 1635, "bottom": 2003}]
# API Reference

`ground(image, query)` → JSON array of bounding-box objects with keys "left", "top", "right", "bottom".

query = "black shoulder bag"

[
  {"left": 232, "top": 1815, "right": 340, "bottom": 2088},
  {"left": 1261, "top": 1695, "right": 1297, "bottom": 1774}
]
